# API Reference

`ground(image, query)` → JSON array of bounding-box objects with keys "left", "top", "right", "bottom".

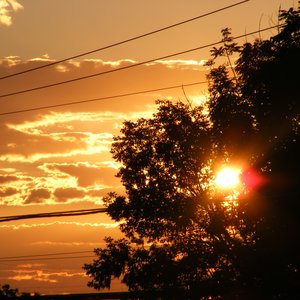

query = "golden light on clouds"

[
  {"left": 148, "top": 59, "right": 208, "bottom": 69},
  {"left": 0, "top": 221, "right": 120, "bottom": 230},
  {"left": 0, "top": 0, "right": 23, "bottom": 26},
  {"left": 0, "top": 158, "right": 124, "bottom": 206},
  {"left": 9, "top": 270, "right": 86, "bottom": 283}
]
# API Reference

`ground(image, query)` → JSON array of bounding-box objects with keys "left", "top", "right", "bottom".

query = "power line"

[
  {"left": 0, "top": 251, "right": 93, "bottom": 260},
  {"left": 0, "top": 255, "right": 94, "bottom": 262},
  {"left": 0, "top": 41, "right": 225, "bottom": 98},
  {"left": 0, "top": 0, "right": 249, "bottom": 80},
  {"left": 0, "top": 208, "right": 107, "bottom": 223},
  {"left": 0, "top": 25, "right": 278, "bottom": 100},
  {"left": 0, "top": 81, "right": 208, "bottom": 116}
]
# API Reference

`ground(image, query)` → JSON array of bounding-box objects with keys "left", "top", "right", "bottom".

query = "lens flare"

[{"left": 241, "top": 168, "right": 265, "bottom": 190}]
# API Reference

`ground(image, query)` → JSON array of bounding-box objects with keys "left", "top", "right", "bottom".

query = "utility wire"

[
  {"left": 0, "top": 0, "right": 249, "bottom": 80},
  {"left": 0, "top": 25, "right": 278, "bottom": 100},
  {"left": 0, "top": 256, "right": 95, "bottom": 262},
  {"left": 0, "top": 208, "right": 107, "bottom": 223},
  {"left": 0, "top": 81, "right": 207, "bottom": 116},
  {"left": 0, "top": 250, "right": 93, "bottom": 260}
]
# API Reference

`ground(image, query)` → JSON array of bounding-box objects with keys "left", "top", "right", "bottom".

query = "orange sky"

[{"left": 0, "top": 0, "right": 295, "bottom": 295}]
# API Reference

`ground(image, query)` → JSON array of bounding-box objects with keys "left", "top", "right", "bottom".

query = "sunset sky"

[{"left": 0, "top": 0, "right": 295, "bottom": 295}]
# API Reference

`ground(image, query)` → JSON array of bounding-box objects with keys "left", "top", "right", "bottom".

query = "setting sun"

[{"left": 215, "top": 167, "right": 241, "bottom": 189}]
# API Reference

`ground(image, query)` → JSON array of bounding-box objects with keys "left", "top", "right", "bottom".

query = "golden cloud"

[
  {"left": 146, "top": 59, "right": 208, "bottom": 70},
  {"left": 28, "top": 54, "right": 52, "bottom": 62},
  {"left": 0, "top": 55, "right": 22, "bottom": 66},
  {"left": 0, "top": 164, "right": 121, "bottom": 205},
  {"left": 0, "top": 221, "right": 120, "bottom": 230},
  {"left": 1, "top": 108, "right": 159, "bottom": 163},
  {"left": 82, "top": 58, "right": 137, "bottom": 67},
  {"left": 30, "top": 241, "right": 101, "bottom": 247},
  {"left": 1, "top": 125, "right": 112, "bottom": 163},
  {"left": 9, "top": 269, "right": 86, "bottom": 282},
  {"left": 0, "top": 0, "right": 23, "bottom": 26}
]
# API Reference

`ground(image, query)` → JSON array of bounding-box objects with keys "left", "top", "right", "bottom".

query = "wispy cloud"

[
  {"left": 30, "top": 241, "right": 101, "bottom": 247},
  {"left": 0, "top": 221, "right": 120, "bottom": 230},
  {"left": 28, "top": 54, "right": 52, "bottom": 62},
  {"left": 0, "top": 0, "right": 23, "bottom": 26},
  {"left": 2, "top": 110, "right": 157, "bottom": 163},
  {"left": 147, "top": 59, "right": 207, "bottom": 70},
  {"left": 9, "top": 269, "right": 86, "bottom": 282},
  {"left": 82, "top": 58, "right": 137, "bottom": 68},
  {"left": 17, "top": 264, "right": 46, "bottom": 268},
  {"left": 7, "top": 111, "right": 154, "bottom": 134}
]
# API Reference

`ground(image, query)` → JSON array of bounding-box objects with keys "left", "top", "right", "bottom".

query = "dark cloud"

[
  {"left": 0, "top": 175, "right": 19, "bottom": 184},
  {"left": 0, "top": 187, "right": 18, "bottom": 197},
  {"left": 46, "top": 163, "right": 120, "bottom": 187},
  {"left": 24, "top": 188, "right": 51, "bottom": 204},
  {"left": 54, "top": 187, "right": 85, "bottom": 202}
]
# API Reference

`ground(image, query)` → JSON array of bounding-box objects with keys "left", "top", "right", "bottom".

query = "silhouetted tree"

[
  {"left": 0, "top": 283, "right": 40, "bottom": 299},
  {"left": 0, "top": 284, "right": 18, "bottom": 298},
  {"left": 84, "top": 4, "right": 300, "bottom": 299},
  {"left": 84, "top": 99, "right": 255, "bottom": 298}
]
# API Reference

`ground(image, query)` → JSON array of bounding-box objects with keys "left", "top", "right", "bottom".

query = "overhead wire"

[
  {"left": 0, "top": 0, "right": 249, "bottom": 80},
  {"left": 0, "top": 81, "right": 208, "bottom": 116},
  {"left": 0, "top": 208, "right": 107, "bottom": 223},
  {"left": 0, "top": 256, "right": 95, "bottom": 262},
  {"left": 0, "top": 25, "right": 279, "bottom": 100},
  {"left": 0, "top": 250, "right": 94, "bottom": 260}
]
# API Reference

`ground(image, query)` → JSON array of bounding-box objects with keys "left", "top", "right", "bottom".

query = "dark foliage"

[
  {"left": 0, "top": 283, "right": 40, "bottom": 299},
  {"left": 0, "top": 284, "right": 18, "bottom": 298}
]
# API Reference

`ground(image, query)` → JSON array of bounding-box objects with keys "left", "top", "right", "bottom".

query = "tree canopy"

[{"left": 84, "top": 5, "right": 300, "bottom": 299}]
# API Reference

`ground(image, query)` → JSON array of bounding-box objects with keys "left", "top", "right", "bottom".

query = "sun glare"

[{"left": 215, "top": 167, "right": 241, "bottom": 189}]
